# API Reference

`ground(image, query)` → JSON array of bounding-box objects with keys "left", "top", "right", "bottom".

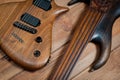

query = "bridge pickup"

[
  {"left": 21, "top": 13, "right": 40, "bottom": 27},
  {"left": 13, "top": 21, "right": 37, "bottom": 34},
  {"left": 33, "top": 0, "right": 51, "bottom": 11}
]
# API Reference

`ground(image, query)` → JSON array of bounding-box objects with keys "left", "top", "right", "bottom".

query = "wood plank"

[
  {"left": 68, "top": 18, "right": 120, "bottom": 79},
  {"left": 11, "top": 18, "right": 120, "bottom": 80},
  {"left": 52, "top": 2, "right": 85, "bottom": 52},
  {"left": 0, "top": 0, "right": 81, "bottom": 79},
  {"left": 0, "top": 60, "right": 22, "bottom": 80},
  {"left": 0, "top": 42, "right": 68, "bottom": 80},
  {"left": 0, "top": 0, "right": 120, "bottom": 80},
  {"left": 72, "top": 46, "right": 120, "bottom": 80},
  {"left": 0, "top": 0, "right": 26, "bottom": 5}
]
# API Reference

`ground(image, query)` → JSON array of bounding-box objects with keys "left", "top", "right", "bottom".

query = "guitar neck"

[{"left": 50, "top": 7, "right": 104, "bottom": 80}]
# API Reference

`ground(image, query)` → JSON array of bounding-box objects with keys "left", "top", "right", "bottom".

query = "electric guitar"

[
  {"left": 50, "top": 0, "right": 120, "bottom": 79},
  {"left": 0, "top": 0, "right": 68, "bottom": 70}
]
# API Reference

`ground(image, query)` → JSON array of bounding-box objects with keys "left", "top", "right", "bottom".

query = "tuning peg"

[{"left": 68, "top": 0, "right": 90, "bottom": 6}]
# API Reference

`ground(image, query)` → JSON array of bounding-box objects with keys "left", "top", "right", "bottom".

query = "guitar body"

[
  {"left": 0, "top": 0, "right": 68, "bottom": 70},
  {"left": 50, "top": 0, "right": 120, "bottom": 79}
]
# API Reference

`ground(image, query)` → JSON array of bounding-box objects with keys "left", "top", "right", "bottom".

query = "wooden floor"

[{"left": 0, "top": 0, "right": 120, "bottom": 80}]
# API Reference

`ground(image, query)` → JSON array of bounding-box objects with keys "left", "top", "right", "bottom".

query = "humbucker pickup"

[
  {"left": 13, "top": 21, "right": 37, "bottom": 34},
  {"left": 21, "top": 13, "right": 40, "bottom": 27},
  {"left": 33, "top": 0, "right": 51, "bottom": 11}
]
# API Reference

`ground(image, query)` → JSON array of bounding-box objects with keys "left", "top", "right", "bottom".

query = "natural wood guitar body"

[
  {"left": 0, "top": 1, "right": 120, "bottom": 80},
  {"left": 0, "top": 0, "right": 68, "bottom": 70},
  {"left": 51, "top": 0, "right": 120, "bottom": 79}
]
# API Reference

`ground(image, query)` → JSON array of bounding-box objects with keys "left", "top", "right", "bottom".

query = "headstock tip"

[{"left": 67, "top": 0, "right": 90, "bottom": 6}]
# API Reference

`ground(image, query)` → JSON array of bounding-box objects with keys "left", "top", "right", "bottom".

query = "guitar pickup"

[
  {"left": 33, "top": 0, "right": 51, "bottom": 11},
  {"left": 21, "top": 13, "right": 40, "bottom": 27},
  {"left": 13, "top": 21, "right": 37, "bottom": 34}
]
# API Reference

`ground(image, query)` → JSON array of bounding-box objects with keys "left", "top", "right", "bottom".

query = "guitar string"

[
  {"left": 51, "top": 8, "right": 92, "bottom": 79},
  {"left": 61, "top": 1, "right": 109, "bottom": 76},
  {"left": 60, "top": 10, "right": 104, "bottom": 79},
  {"left": 59, "top": 10, "right": 103, "bottom": 79},
  {"left": 0, "top": 0, "right": 111, "bottom": 74},
  {"left": 52, "top": 8, "right": 98, "bottom": 79},
  {"left": 54, "top": 0, "right": 110, "bottom": 78},
  {"left": 54, "top": 8, "right": 104, "bottom": 79},
  {"left": 59, "top": 8, "right": 98, "bottom": 79},
  {"left": 58, "top": 3, "right": 111, "bottom": 78}
]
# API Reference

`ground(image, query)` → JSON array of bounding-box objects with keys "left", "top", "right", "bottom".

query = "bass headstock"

[{"left": 90, "top": 0, "right": 113, "bottom": 12}]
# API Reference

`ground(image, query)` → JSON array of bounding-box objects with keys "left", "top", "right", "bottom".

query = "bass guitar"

[
  {"left": 0, "top": 0, "right": 68, "bottom": 70},
  {"left": 50, "top": 0, "right": 120, "bottom": 79}
]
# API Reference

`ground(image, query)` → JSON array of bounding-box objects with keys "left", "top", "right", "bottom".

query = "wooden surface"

[
  {"left": 50, "top": 0, "right": 115, "bottom": 79},
  {"left": 0, "top": 0, "right": 25, "bottom": 5},
  {"left": 0, "top": 0, "right": 120, "bottom": 80}
]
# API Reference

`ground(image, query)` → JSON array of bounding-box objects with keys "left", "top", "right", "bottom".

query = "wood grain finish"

[
  {"left": 72, "top": 46, "right": 120, "bottom": 80},
  {"left": 0, "top": 0, "right": 26, "bottom": 5},
  {"left": 50, "top": 0, "right": 120, "bottom": 79},
  {"left": 10, "top": 20, "right": 120, "bottom": 80},
  {"left": 50, "top": 7, "right": 103, "bottom": 80},
  {"left": 0, "top": 0, "right": 120, "bottom": 80},
  {"left": 0, "top": 0, "right": 68, "bottom": 70}
]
